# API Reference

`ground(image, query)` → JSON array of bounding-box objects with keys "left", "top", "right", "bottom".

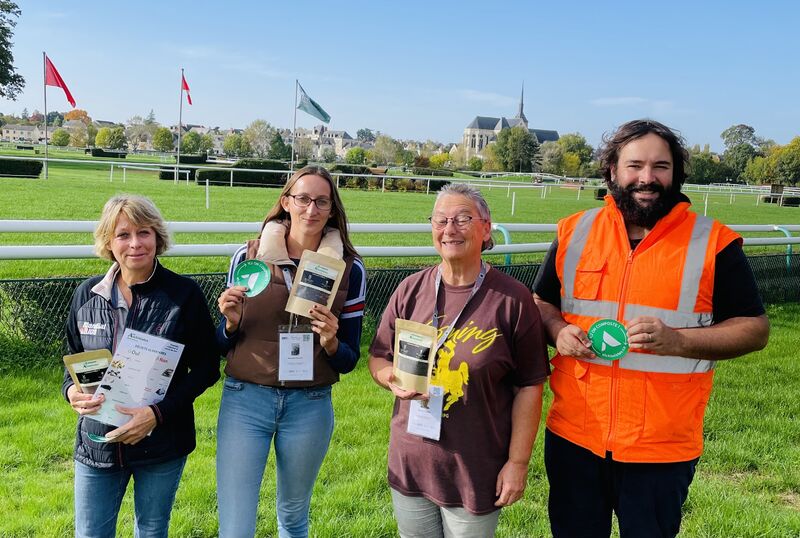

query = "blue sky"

[{"left": 2, "top": 0, "right": 798, "bottom": 151}]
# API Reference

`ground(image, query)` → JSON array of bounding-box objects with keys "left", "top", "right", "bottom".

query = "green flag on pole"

[{"left": 297, "top": 82, "right": 330, "bottom": 124}]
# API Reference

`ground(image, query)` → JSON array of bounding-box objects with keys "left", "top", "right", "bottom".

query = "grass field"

[
  {"left": 1, "top": 157, "right": 799, "bottom": 536},
  {"left": 0, "top": 158, "right": 797, "bottom": 279},
  {"left": 1, "top": 304, "right": 798, "bottom": 537}
]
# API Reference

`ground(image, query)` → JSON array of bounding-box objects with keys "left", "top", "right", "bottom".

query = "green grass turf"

[
  {"left": 0, "top": 304, "right": 797, "bottom": 536},
  {"left": 1, "top": 159, "right": 796, "bottom": 278}
]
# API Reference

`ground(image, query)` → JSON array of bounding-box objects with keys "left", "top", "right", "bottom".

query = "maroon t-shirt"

[{"left": 369, "top": 265, "right": 549, "bottom": 514}]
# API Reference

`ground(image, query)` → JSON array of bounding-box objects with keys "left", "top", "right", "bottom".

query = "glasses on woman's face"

[
  {"left": 428, "top": 214, "right": 485, "bottom": 230},
  {"left": 286, "top": 194, "right": 333, "bottom": 211}
]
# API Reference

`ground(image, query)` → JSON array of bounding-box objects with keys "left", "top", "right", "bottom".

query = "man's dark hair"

[{"left": 599, "top": 119, "right": 690, "bottom": 186}]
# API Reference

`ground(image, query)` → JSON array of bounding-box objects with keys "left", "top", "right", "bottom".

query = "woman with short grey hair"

[{"left": 368, "top": 183, "right": 549, "bottom": 537}]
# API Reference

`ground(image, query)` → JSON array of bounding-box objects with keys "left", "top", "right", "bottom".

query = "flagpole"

[
  {"left": 43, "top": 52, "right": 48, "bottom": 179},
  {"left": 175, "top": 68, "right": 184, "bottom": 183},
  {"left": 290, "top": 79, "right": 298, "bottom": 172}
]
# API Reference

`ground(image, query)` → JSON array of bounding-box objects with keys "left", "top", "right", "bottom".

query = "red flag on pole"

[
  {"left": 44, "top": 55, "right": 76, "bottom": 108},
  {"left": 181, "top": 73, "right": 192, "bottom": 105}
]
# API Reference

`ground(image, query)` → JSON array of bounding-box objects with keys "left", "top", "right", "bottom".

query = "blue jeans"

[
  {"left": 74, "top": 456, "right": 187, "bottom": 538},
  {"left": 216, "top": 377, "right": 334, "bottom": 538}
]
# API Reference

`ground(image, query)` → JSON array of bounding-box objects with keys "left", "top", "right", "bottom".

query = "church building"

[{"left": 462, "top": 85, "right": 559, "bottom": 159}]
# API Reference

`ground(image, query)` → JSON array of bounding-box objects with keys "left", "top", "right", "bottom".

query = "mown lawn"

[
  {"left": 0, "top": 304, "right": 798, "bottom": 537},
  {"left": 0, "top": 158, "right": 796, "bottom": 279}
]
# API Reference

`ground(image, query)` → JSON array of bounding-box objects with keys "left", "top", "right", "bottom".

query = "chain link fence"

[{"left": 1, "top": 255, "right": 797, "bottom": 368}]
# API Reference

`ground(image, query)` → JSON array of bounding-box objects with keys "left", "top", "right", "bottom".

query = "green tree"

[
  {"left": 397, "top": 149, "right": 415, "bottom": 167},
  {"left": 556, "top": 133, "right": 593, "bottom": 166},
  {"left": 50, "top": 128, "right": 70, "bottom": 146},
  {"left": 775, "top": 137, "right": 800, "bottom": 186},
  {"left": 356, "top": 128, "right": 375, "bottom": 142},
  {"left": 152, "top": 127, "right": 174, "bottom": 152},
  {"left": 345, "top": 147, "right": 367, "bottom": 164},
  {"left": 373, "top": 135, "right": 401, "bottom": 165},
  {"left": 0, "top": 1, "right": 24, "bottom": 99},
  {"left": 87, "top": 123, "right": 98, "bottom": 146},
  {"left": 494, "top": 126, "right": 540, "bottom": 172},
  {"left": 68, "top": 125, "right": 87, "bottom": 147},
  {"left": 688, "top": 152, "right": 733, "bottom": 184},
  {"left": 429, "top": 153, "right": 449, "bottom": 169},
  {"left": 181, "top": 131, "right": 202, "bottom": 154},
  {"left": 107, "top": 127, "right": 126, "bottom": 149},
  {"left": 94, "top": 127, "right": 110, "bottom": 148},
  {"left": 243, "top": 119, "right": 274, "bottom": 158},
  {"left": 222, "top": 133, "right": 252, "bottom": 158},
  {"left": 722, "top": 143, "right": 758, "bottom": 180},
  {"left": 720, "top": 124, "right": 759, "bottom": 150},
  {"left": 742, "top": 155, "right": 776, "bottom": 185},
  {"left": 295, "top": 137, "right": 313, "bottom": 160},
  {"left": 467, "top": 156, "right": 483, "bottom": 171},
  {"left": 199, "top": 134, "right": 214, "bottom": 154},
  {"left": 539, "top": 141, "right": 564, "bottom": 174},
  {"left": 46, "top": 111, "right": 63, "bottom": 126},
  {"left": 266, "top": 132, "right": 291, "bottom": 160},
  {"left": 321, "top": 147, "right": 336, "bottom": 163},
  {"left": 561, "top": 153, "right": 581, "bottom": 176}
]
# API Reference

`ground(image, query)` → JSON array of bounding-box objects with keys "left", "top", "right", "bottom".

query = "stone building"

[{"left": 462, "top": 86, "right": 559, "bottom": 159}]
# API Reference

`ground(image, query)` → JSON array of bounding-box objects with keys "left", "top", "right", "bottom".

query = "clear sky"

[{"left": 2, "top": 0, "right": 798, "bottom": 151}]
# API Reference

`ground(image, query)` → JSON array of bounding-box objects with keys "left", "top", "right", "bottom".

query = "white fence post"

[
  {"left": 230, "top": 170, "right": 233, "bottom": 188},
  {"left": 109, "top": 165, "right": 113, "bottom": 182},
  {"left": 512, "top": 192, "right": 516, "bottom": 216},
  {"left": 206, "top": 177, "right": 210, "bottom": 209}
]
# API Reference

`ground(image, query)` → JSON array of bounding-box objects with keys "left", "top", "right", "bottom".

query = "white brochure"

[
  {"left": 89, "top": 329, "right": 184, "bottom": 428},
  {"left": 407, "top": 385, "right": 444, "bottom": 441}
]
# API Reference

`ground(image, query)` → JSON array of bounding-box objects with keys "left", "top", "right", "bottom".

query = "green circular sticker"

[
  {"left": 233, "top": 260, "right": 271, "bottom": 297},
  {"left": 587, "top": 319, "right": 629, "bottom": 361}
]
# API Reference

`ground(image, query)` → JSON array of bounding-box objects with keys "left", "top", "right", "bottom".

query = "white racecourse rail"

[{"left": 0, "top": 221, "right": 798, "bottom": 260}]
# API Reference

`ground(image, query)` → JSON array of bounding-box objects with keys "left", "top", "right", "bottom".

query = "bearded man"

[{"left": 532, "top": 119, "right": 769, "bottom": 538}]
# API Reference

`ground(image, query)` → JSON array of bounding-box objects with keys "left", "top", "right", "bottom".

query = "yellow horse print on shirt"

[{"left": 431, "top": 339, "right": 469, "bottom": 411}]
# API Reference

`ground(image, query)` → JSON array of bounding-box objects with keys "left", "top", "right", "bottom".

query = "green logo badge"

[
  {"left": 233, "top": 260, "right": 271, "bottom": 297},
  {"left": 587, "top": 319, "right": 629, "bottom": 361}
]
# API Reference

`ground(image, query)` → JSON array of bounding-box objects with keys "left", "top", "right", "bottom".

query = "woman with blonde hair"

[
  {"left": 63, "top": 194, "right": 220, "bottom": 537},
  {"left": 215, "top": 166, "right": 366, "bottom": 538}
]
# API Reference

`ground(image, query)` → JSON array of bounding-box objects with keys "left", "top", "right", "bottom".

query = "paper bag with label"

[
  {"left": 285, "top": 249, "right": 346, "bottom": 318},
  {"left": 63, "top": 349, "right": 112, "bottom": 395},
  {"left": 392, "top": 319, "right": 437, "bottom": 394}
]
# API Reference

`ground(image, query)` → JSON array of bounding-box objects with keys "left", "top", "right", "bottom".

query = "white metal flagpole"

[
  {"left": 175, "top": 68, "right": 184, "bottom": 183},
  {"left": 290, "top": 79, "right": 298, "bottom": 172},
  {"left": 43, "top": 51, "right": 48, "bottom": 179}
]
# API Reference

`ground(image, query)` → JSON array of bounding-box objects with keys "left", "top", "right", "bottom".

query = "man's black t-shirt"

[{"left": 533, "top": 239, "right": 765, "bottom": 323}]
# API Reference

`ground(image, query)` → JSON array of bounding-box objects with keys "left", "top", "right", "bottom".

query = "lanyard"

[
  {"left": 281, "top": 267, "right": 294, "bottom": 292},
  {"left": 432, "top": 261, "right": 486, "bottom": 350}
]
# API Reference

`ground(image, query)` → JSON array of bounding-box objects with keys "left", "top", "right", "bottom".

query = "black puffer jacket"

[{"left": 62, "top": 260, "right": 220, "bottom": 469}]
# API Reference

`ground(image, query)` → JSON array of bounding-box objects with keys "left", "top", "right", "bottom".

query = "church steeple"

[{"left": 515, "top": 82, "right": 528, "bottom": 124}]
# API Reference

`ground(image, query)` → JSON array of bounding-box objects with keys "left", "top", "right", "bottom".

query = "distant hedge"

[
  {"left": 343, "top": 175, "right": 450, "bottom": 192},
  {"left": 90, "top": 148, "right": 127, "bottom": 159},
  {"left": 411, "top": 167, "right": 453, "bottom": 177},
  {"left": 195, "top": 159, "right": 289, "bottom": 188},
  {"left": 330, "top": 164, "right": 371, "bottom": 188},
  {"left": 0, "top": 159, "right": 43, "bottom": 178},
  {"left": 158, "top": 167, "right": 196, "bottom": 182},
  {"left": 176, "top": 154, "right": 207, "bottom": 164}
]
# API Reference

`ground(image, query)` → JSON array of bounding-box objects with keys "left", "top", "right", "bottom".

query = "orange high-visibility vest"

[{"left": 546, "top": 196, "right": 741, "bottom": 462}]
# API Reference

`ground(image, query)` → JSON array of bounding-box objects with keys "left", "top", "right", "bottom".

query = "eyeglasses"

[
  {"left": 286, "top": 194, "right": 333, "bottom": 211},
  {"left": 428, "top": 215, "right": 486, "bottom": 230}
]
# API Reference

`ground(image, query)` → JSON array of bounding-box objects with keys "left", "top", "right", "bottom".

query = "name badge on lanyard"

[
  {"left": 407, "top": 262, "right": 487, "bottom": 440},
  {"left": 278, "top": 267, "right": 314, "bottom": 381}
]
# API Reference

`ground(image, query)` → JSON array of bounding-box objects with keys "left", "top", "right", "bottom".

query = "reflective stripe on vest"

[{"left": 562, "top": 211, "right": 716, "bottom": 375}]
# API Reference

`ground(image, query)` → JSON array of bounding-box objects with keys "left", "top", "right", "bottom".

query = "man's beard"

[{"left": 608, "top": 181, "right": 681, "bottom": 229}]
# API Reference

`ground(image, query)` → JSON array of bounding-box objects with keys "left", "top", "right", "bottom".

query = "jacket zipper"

[
  {"left": 116, "top": 289, "right": 139, "bottom": 469},
  {"left": 606, "top": 248, "right": 635, "bottom": 452}
]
